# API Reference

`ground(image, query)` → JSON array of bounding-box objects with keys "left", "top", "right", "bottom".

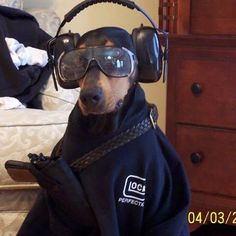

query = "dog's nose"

[{"left": 80, "top": 87, "right": 103, "bottom": 107}]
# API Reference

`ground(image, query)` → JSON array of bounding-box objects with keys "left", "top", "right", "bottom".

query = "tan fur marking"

[
  {"left": 104, "top": 40, "right": 114, "bottom": 47},
  {"left": 78, "top": 40, "right": 114, "bottom": 49}
]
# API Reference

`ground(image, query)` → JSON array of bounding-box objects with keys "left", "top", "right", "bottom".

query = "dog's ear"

[{"left": 132, "top": 26, "right": 163, "bottom": 83}]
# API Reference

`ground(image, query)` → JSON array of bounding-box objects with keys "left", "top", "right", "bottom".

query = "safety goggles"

[{"left": 57, "top": 46, "right": 137, "bottom": 82}]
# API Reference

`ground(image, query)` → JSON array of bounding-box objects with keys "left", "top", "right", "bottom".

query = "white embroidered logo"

[{"left": 123, "top": 175, "right": 146, "bottom": 201}]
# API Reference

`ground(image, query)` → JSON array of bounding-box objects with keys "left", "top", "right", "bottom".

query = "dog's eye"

[
  {"left": 61, "top": 64, "right": 84, "bottom": 80},
  {"left": 60, "top": 56, "right": 88, "bottom": 81}
]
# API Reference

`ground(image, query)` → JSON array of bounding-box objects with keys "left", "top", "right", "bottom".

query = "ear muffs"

[
  {"left": 132, "top": 25, "right": 163, "bottom": 83},
  {"left": 47, "top": 0, "right": 168, "bottom": 90},
  {"left": 48, "top": 32, "right": 80, "bottom": 89}
]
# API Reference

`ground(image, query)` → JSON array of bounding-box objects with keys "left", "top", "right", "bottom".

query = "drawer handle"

[
  {"left": 191, "top": 83, "right": 202, "bottom": 95},
  {"left": 190, "top": 152, "right": 203, "bottom": 164}
]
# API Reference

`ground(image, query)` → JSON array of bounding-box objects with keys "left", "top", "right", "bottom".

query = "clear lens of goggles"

[{"left": 57, "top": 47, "right": 136, "bottom": 82}]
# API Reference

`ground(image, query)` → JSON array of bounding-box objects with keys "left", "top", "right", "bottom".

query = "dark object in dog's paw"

[{"left": 5, "top": 160, "right": 37, "bottom": 183}]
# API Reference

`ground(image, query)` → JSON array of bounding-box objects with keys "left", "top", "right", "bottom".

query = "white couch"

[{"left": 0, "top": 1, "right": 79, "bottom": 234}]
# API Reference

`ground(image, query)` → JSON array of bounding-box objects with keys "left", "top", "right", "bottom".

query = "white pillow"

[{"left": 0, "top": 0, "right": 23, "bottom": 9}]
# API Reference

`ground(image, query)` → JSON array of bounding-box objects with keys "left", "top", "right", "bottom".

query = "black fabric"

[
  {"left": 0, "top": 6, "right": 51, "bottom": 104},
  {"left": 18, "top": 84, "right": 190, "bottom": 236},
  {"left": 28, "top": 157, "right": 98, "bottom": 231}
]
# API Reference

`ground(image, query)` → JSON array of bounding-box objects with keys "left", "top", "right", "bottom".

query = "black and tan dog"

[
  {"left": 75, "top": 28, "right": 137, "bottom": 133},
  {"left": 17, "top": 27, "right": 190, "bottom": 236},
  {"left": 78, "top": 31, "right": 135, "bottom": 115}
]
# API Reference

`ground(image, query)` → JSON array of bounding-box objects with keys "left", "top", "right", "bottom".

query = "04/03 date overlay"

[{"left": 188, "top": 211, "right": 236, "bottom": 225}]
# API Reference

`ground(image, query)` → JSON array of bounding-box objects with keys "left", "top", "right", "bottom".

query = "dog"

[
  {"left": 17, "top": 27, "right": 190, "bottom": 236},
  {"left": 75, "top": 27, "right": 137, "bottom": 134}
]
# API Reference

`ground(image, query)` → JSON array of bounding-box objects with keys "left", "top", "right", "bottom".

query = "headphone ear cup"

[
  {"left": 53, "top": 33, "right": 80, "bottom": 60},
  {"left": 132, "top": 26, "right": 163, "bottom": 83},
  {"left": 53, "top": 33, "right": 81, "bottom": 89}
]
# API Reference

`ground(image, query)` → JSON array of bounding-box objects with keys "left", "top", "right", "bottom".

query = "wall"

[{"left": 24, "top": 0, "right": 167, "bottom": 131}]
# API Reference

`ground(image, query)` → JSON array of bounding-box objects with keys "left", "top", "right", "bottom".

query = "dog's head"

[{"left": 69, "top": 27, "right": 138, "bottom": 116}]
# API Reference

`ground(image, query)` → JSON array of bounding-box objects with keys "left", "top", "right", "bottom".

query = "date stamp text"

[{"left": 188, "top": 211, "right": 236, "bottom": 225}]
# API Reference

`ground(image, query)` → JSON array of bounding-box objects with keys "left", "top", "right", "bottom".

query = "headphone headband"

[
  {"left": 65, "top": 0, "right": 135, "bottom": 23},
  {"left": 56, "top": 0, "right": 167, "bottom": 38},
  {"left": 49, "top": 0, "right": 169, "bottom": 90}
]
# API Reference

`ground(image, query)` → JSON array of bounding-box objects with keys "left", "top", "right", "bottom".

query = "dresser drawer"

[
  {"left": 176, "top": 125, "right": 236, "bottom": 197},
  {"left": 174, "top": 48, "right": 236, "bottom": 129}
]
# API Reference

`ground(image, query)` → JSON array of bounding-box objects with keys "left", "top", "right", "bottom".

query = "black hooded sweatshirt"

[{"left": 17, "top": 84, "right": 190, "bottom": 236}]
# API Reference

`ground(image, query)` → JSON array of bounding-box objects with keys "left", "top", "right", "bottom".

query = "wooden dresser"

[{"left": 159, "top": 0, "right": 236, "bottom": 230}]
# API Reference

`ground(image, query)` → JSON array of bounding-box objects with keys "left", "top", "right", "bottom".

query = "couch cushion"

[
  {"left": 0, "top": 188, "right": 38, "bottom": 211},
  {"left": 0, "top": 108, "right": 71, "bottom": 187},
  {"left": 0, "top": 212, "right": 27, "bottom": 235}
]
